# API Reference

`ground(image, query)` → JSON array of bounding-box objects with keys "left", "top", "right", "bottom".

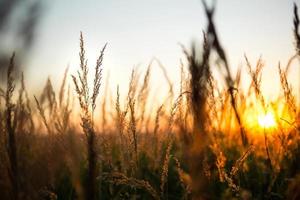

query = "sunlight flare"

[{"left": 257, "top": 112, "right": 276, "bottom": 128}]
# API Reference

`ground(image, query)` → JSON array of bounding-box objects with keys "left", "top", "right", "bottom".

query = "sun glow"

[{"left": 257, "top": 112, "right": 276, "bottom": 128}]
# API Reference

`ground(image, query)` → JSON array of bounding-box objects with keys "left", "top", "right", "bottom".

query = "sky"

[{"left": 22, "top": 0, "right": 299, "bottom": 101}]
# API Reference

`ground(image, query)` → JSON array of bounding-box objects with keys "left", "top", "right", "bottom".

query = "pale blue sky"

[{"left": 25, "top": 0, "right": 298, "bottom": 99}]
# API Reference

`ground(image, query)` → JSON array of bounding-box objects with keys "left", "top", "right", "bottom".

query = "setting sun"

[{"left": 257, "top": 112, "right": 276, "bottom": 128}]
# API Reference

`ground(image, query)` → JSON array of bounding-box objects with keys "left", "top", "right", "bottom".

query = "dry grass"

[{"left": 0, "top": 2, "right": 299, "bottom": 200}]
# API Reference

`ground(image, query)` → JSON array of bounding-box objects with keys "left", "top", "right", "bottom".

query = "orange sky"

[{"left": 14, "top": 0, "right": 299, "bottom": 103}]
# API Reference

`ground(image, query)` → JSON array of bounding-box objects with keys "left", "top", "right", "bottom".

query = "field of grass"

[{"left": 0, "top": 2, "right": 299, "bottom": 200}]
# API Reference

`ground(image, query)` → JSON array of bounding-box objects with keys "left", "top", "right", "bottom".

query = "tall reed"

[
  {"left": 72, "top": 32, "right": 106, "bottom": 200},
  {"left": 202, "top": 0, "right": 248, "bottom": 147},
  {"left": 5, "top": 53, "right": 19, "bottom": 200}
]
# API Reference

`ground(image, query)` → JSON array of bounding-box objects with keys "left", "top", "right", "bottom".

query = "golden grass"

[{"left": 0, "top": 2, "right": 299, "bottom": 200}]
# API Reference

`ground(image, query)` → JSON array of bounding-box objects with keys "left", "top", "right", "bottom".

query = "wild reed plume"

[{"left": 72, "top": 32, "right": 106, "bottom": 200}]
